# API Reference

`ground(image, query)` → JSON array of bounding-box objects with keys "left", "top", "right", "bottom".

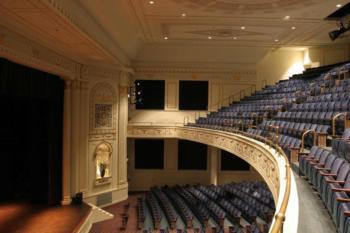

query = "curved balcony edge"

[{"left": 127, "top": 125, "right": 298, "bottom": 233}]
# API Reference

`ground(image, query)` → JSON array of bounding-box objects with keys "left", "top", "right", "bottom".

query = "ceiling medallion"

[
  {"left": 186, "top": 28, "right": 265, "bottom": 38},
  {"left": 173, "top": 0, "right": 326, "bottom": 13}
]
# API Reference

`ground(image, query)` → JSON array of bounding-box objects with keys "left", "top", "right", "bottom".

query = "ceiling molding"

[{"left": 44, "top": 0, "right": 130, "bottom": 67}]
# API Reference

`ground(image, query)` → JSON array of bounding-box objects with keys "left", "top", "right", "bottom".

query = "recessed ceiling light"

[
  {"left": 233, "top": 37, "right": 237, "bottom": 40},
  {"left": 275, "top": 39, "right": 279, "bottom": 42},
  {"left": 164, "top": 36, "right": 168, "bottom": 40},
  {"left": 149, "top": 1, "right": 155, "bottom": 4},
  {"left": 284, "top": 15, "right": 290, "bottom": 20},
  {"left": 181, "top": 13, "right": 186, "bottom": 17},
  {"left": 208, "top": 36, "right": 212, "bottom": 40},
  {"left": 241, "top": 26, "right": 246, "bottom": 30},
  {"left": 336, "top": 4, "right": 342, "bottom": 8},
  {"left": 291, "top": 26, "right": 296, "bottom": 30}
]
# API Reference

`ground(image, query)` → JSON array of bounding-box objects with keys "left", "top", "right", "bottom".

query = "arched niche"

[{"left": 94, "top": 142, "right": 113, "bottom": 183}]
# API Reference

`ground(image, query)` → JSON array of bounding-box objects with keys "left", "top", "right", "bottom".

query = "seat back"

[
  {"left": 319, "top": 150, "right": 331, "bottom": 165},
  {"left": 314, "top": 147, "right": 325, "bottom": 161},
  {"left": 324, "top": 154, "right": 336, "bottom": 169},
  {"left": 336, "top": 163, "right": 350, "bottom": 181},
  {"left": 330, "top": 158, "right": 346, "bottom": 174},
  {"left": 343, "top": 129, "right": 350, "bottom": 139}
]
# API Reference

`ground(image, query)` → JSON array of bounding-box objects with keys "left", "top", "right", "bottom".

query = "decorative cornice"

[
  {"left": 0, "top": 25, "right": 76, "bottom": 78},
  {"left": 134, "top": 66, "right": 257, "bottom": 75},
  {"left": 44, "top": 0, "right": 130, "bottom": 68}
]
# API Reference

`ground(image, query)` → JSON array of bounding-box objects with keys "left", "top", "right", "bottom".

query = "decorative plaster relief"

[
  {"left": 127, "top": 125, "right": 281, "bottom": 201},
  {"left": 173, "top": 0, "right": 326, "bottom": 13},
  {"left": 89, "top": 82, "right": 117, "bottom": 135}
]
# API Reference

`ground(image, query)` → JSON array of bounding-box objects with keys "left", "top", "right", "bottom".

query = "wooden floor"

[
  {"left": 0, "top": 202, "right": 91, "bottom": 233},
  {"left": 90, "top": 194, "right": 141, "bottom": 233}
]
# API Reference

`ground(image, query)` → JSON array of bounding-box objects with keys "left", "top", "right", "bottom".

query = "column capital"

[
  {"left": 119, "top": 71, "right": 132, "bottom": 87},
  {"left": 64, "top": 79, "right": 72, "bottom": 90}
]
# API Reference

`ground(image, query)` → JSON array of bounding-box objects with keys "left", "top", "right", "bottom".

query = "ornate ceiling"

[
  {"left": 0, "top": 0, "right": 349, "bottom": 67},
  {"left": 127, "top": 0, "right": 349, "bottom": 46},
  {"left": 0, "top": 0, "right": 119, "bottom": 66}
]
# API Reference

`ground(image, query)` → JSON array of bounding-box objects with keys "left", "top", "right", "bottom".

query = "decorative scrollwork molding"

[{"left": 127, "top": 125, "right": 282, "bottom": 202}]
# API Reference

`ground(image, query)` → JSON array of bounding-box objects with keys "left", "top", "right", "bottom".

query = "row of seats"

[
  {"left": 162, "top": 187, "right": 194, "bottom": 228},
  {"left": 145, "top": 192, "right": 162, "bottom": 230},
  {"left": 141, "top": 182, "right": 274, "bottom": 232},
  {"left": 137, "top": 197, "right": 146, "bottom": 230},
  {"left": 290, "top": 101, "right": 350, "bottom": 112},
  {"left": 151, "top": 187, "right": 178, "bottom": 230},
  {"left": 306, "top": 92, "right": 350, "bottom": 103},
  {"left": 299, "top": 146, "right": 350, "bottom": 233}
]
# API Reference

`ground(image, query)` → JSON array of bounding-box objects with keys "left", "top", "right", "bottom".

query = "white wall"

[
  {"left": 308, "top": 44, "right": 350, "bottom": 66},
  {"left": 129, "top": 71, "right": 257, "bottom": 125},
  {"left": 257, "top": 49, "right": 305, "bottom": 87}
]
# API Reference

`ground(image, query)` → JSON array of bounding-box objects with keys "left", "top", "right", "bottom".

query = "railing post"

[{"left": 332, "top": 112, "right": 347, "bottom": 136}]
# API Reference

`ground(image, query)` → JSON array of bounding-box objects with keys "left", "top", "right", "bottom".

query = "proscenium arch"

[{"left": 127, "top": 125, "right": 282, "bottom": 202}]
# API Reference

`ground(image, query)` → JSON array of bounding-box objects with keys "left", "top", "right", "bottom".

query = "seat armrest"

[
  {"left": 332, "top": 188, "right": 350, "bottom": 192},
  {"left": 345, "top": 211, "right": 350, "bottom": 217},
  {"left": 338, "top": 198, "right": 350, "bottom": 203},
  {"left": 326, "top": 179, "right": 345, "bottom": 184},
  {"left": 310, "top": 161, "right": 319, "bottom": 165},
  {"left": 316, "top": 167, "right": 330, "bottom": 171}
]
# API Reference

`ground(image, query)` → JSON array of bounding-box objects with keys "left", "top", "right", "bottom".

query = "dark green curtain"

[{"left": 0, "top": 58, "right": 63, "bottom": 205}]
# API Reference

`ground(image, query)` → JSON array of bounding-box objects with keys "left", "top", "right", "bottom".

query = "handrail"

[
  {"left": 301, "top": 130, "right": 316, "bottom": 152},
  {"left": 193, "top": 84, "right": 257, "bottom": 123},
  {"left": 217, "top": 128, "right": 290, "bottom": 233},
  {"left": 332, "top": 112, "right": 348, "bottom": 137},
  {"left": 207, "top": 84, "right": 256, "bottom": 111}
]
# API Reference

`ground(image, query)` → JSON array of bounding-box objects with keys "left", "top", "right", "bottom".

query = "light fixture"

[
  {"left": 208, "top": 36, "right": 212, "bottom": 39},
  {"left": 329, "top": 22, "right": 350, "bottom": 41},
  {"left": 284, "top": 15, "right": 290, "bottom": 20},
  {"left": 181, "top": 13, "right": 186, "bottom": 17},
  {"left": 128, "top": 81, "right": 143, "bottom": 105},
  {"left": 241, "top": 26, "right": 246, "bottom": 30},
  {"left": 291, "top": 26, "right": 296, "bottom": 30},
  {"left": 164, "top": 36, "right": 168, "bottom": 40},
  {"left": 336, "top": 4, "right": 342, "bottom": 8},
  {"left": 275, "top": 39, "right": 279, "bottom": 42},
  {"left": 233, "top": 37, "right": 237, "bottom": 40},
  {"left": 149, "top": 1, "right": 155, "bottom": 5}
]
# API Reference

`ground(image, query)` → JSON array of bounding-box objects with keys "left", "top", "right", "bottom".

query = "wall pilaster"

[
  {"left": 61, "top": 79, "right": 72, "bottom": 205},
  {"left": 117, "top": 71, "right": 130, "bottom": 186}
]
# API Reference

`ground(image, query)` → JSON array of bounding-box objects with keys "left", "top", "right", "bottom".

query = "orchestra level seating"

[{"left": 137, "top": 181, "right": 274, "bottom": 233}]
